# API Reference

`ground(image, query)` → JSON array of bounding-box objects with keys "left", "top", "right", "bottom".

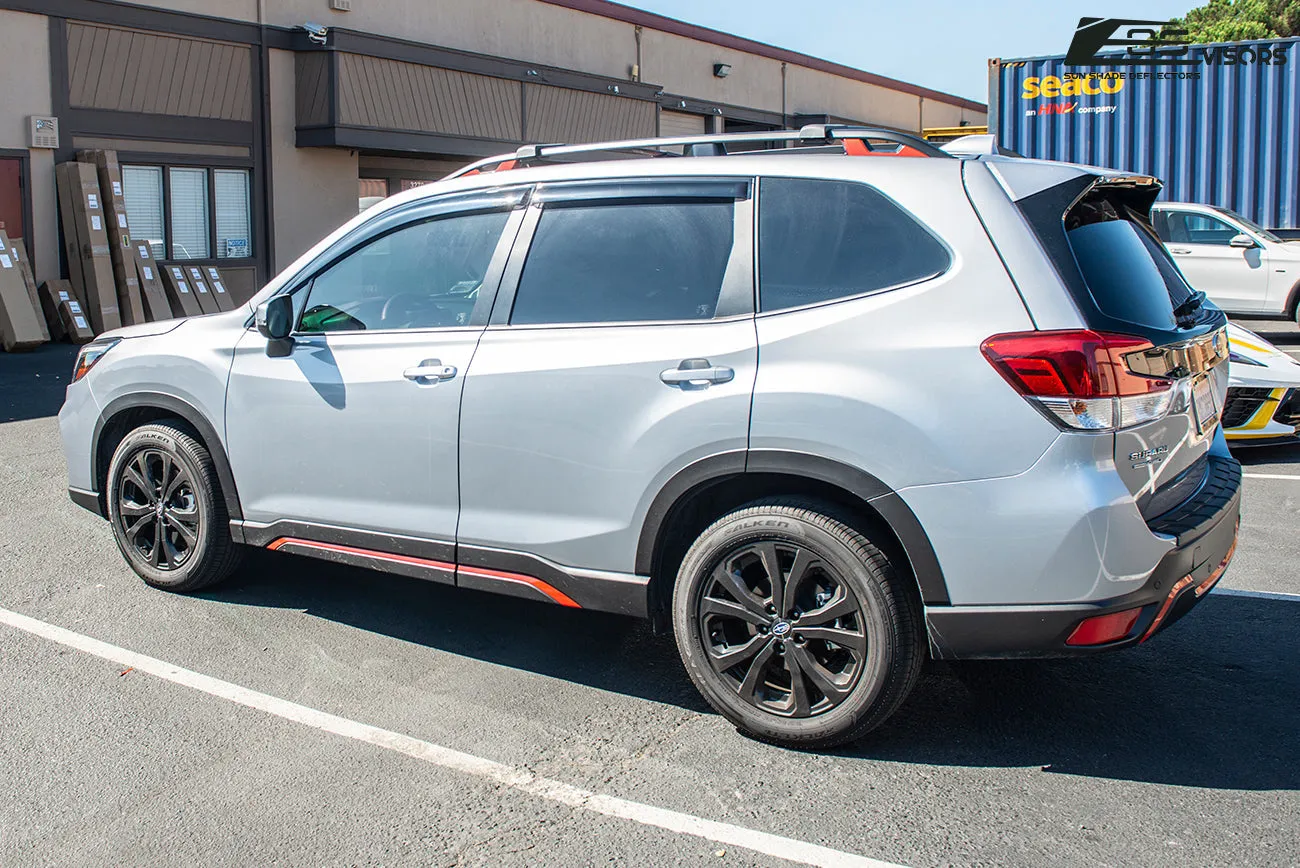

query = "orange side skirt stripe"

[{"left": 266, "top": 538, "right": 580, "bottom": 608}]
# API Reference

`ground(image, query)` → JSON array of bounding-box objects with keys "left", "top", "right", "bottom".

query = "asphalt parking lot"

[{"left": 2, "top": 322, "right": 1298, "bottom": 867}]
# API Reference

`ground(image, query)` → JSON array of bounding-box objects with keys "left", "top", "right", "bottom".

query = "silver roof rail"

[{"left": 445, "top": 125, "right": 950, "bottom": 179}]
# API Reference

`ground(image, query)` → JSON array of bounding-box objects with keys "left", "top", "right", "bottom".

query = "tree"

[{"left": 1169, "top": 0, "right": 1300, "bottom": 44}]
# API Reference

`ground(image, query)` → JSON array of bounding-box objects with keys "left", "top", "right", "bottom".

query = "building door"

[{"left": 0, "top": 157, "right": 26, "bottom": 242}]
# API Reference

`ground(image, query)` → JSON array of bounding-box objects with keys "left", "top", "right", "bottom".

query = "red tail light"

[{"left": 981, "top": 330, "right": 1173, "bottom": 431}]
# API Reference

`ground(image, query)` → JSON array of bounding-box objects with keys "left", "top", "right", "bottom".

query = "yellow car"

[{"left": 1222, "top": 323, "right": 1300, "bottom": 445}]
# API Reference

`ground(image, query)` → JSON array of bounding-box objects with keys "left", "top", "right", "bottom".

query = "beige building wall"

[
  {"left": 128, "top": 0, "right": 258, "bottom": 22},
  {"left": 258, "top": 0, "right": 985, "bottom": 127},
  {"left": 266, "top": 0, "right": 634, "bottom": 81},
  {"left": 268, "top": 47, "right": 358, "bottom": 272},
  {"left": 0, "top": 9, "right": 56, "bottom": 285},
  {"left": 639, "top": 28, "right": 785, "bottom": 109}
]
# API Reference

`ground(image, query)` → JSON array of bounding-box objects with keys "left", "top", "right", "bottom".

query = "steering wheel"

[{"left": 381, "top": 292, "right": 451, "bottom": 327}]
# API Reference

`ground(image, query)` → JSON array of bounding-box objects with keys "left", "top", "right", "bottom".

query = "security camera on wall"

[{"left": 302, "top": 22, "right": 328, "bottom": 44}]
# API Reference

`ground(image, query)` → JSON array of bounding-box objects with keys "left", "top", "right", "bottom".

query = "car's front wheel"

[
  {"left": 672, "top": 498, "right": 924, "bottom": 749},
  {"left": 106, "top": 422, "right": 243, "bottom": 592}
]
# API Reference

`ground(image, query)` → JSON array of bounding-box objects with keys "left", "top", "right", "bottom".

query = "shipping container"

[{"left": 989, "top": 37, "right": 1300, "bottom": 228}]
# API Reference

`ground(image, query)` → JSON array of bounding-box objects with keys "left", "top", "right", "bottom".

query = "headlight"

[
  {"left": 72, "top": 339, "right": 120, "bottom": 383},
  {"left": 1228, "top": 351, "right": 1266, "bottom": 367}
]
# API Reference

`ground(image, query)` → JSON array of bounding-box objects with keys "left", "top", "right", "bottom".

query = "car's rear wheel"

[
  {"left": 672, "top": 498, "right": 923, "bottom": 749},
  {"left": 106, "top": 422, "right": 243, "bottom": 592}
]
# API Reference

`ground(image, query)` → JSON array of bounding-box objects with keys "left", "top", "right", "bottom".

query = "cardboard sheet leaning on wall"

[
  {"left": 0, "top": 233, "right": 45, "bottom": 351},
  {"left": 133, "top": 243, "right": 173, "bottom": 320},
  {"left": 42, "top": 280, "right": 95, "bottom": 344},
  {"left": 55, "top": 161, "right": 122, "bottom": 334},
  {"left": 160, "top": 264, "right": 204, "bottom": 318},
  {"left": 0, "top": 231, "right": 51, "bottom": 341},
  {"left": 78, "top": 149, "right": 151, "bottom": 325}
]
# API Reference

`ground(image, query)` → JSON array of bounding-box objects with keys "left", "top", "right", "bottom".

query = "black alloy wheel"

[
  {"left": 116, "top": 448, "right": 200, "bottom": 570},
  {"left": 107, "top": 422, "right": 243, "bottom": 592},
  {"left": 698, "top": 540, "right": 867, "bottom": 718},
  {"left": 672, "top": 498, "right": 923, "bottom": 749}
]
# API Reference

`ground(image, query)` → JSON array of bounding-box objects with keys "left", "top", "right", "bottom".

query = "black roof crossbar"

[{"left": 446, "top": 124, "right": 951, "bottom": 178}]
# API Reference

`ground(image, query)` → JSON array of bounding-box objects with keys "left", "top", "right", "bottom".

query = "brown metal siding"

[
  {"left": 66, "top": 22, "right": 252, "bottom": 121},
  {"left": 295, "top": 53, "right": 330, "bottom": 128},
  {"left": 336, "top": 53, "right": 522, "bottom": 141},
  {"left": 658, "top": 109, "right": 706, "bottom": 137},
  {"left": 524, "top": 84, "right": 657, "bottom": 142}
]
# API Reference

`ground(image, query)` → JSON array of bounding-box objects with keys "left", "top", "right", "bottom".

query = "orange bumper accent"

[{"left": 1141, "top": 523, "right": 1238, "bottom": 642}]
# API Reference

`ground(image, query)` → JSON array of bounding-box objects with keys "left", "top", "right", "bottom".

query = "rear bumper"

[{"left": 926, "top": 451, "right": 1241, "bottom": 660}]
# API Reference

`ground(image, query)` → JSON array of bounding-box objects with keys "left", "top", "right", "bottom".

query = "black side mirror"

[{"left": 256, "top": 295, "right": 294, "bottom": 341}]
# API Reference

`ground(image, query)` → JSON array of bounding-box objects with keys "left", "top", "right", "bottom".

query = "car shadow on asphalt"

[
  {"left": 213, "top": 552, "right": 1298, "bottom": 791},
  {"left": 1231, "top": 441, "right": 1300, "bottom": 467},
  {"left": 0, "top": 344, "right": 79, "bottom": 424},
  {"left": 858, "top": 593, "right": 1300, "bottom": 791},
  {"left": 206, "top": 549, "right": 713, "bottom": 713}
]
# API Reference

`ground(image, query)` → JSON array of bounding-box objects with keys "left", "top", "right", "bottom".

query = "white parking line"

[
  {"left": 0, "top": 605, "right": 901, "bottom": 868},
  {"left": 1213, "top": 587, "right": 1300, "bottom": 602},
  {"left": 1242, "top": 472, "right": 1300, "bottom": 481}
]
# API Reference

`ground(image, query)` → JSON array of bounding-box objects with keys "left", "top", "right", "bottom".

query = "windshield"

[{"left": 1214, "top": 207, "right": 1282, "bottom": 243}]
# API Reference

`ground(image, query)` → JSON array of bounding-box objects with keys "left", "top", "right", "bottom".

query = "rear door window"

[
  {"left": 509, "top": 200, "right": 735, "bottom": 325},
  {"left": 757, "top": 177, "right": 950, "bottom": 313}
]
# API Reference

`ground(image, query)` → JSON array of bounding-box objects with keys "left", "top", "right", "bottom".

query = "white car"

[
  {"left": 1222, "top": 322, "right": 1300, "bottom": 445},
  {"left": 1151, "top": 202, "right": 1300, "bottom": 319}
]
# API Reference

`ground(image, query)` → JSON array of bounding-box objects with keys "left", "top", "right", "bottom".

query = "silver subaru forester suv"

[{"left": 59, "top": 127, "right": 1240, "bottom": 748}]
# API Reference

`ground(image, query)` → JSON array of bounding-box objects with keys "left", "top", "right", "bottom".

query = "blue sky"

[{"left": 622, "top": 0, "right": 1197, "bottom": 103}]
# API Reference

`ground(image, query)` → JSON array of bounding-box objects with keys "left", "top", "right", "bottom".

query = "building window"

[
  {"left": 214, "top": 169, "right": 251, "bottom": 259},
  {"left": 121, "top": 166, "right": 165, "bottom": 260},
  {"left": 121, "top": 164, "right": 253, "bottom": 261},
  {"left": 169, "top": 168, "right": 210, "bottom": 259}
]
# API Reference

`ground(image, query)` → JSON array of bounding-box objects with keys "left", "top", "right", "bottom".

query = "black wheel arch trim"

[
  {"left": 635, "top": 449, "right": 951, "bottom": 605},
  {"left": 68, "top": 486, "right": 105, "bottom": 518},
  {"left": 1286, "top": 276, "right": 1300, "bottom": 321},
  {"left": 91, "top": 392, "right": 243, "bottom": 522}
]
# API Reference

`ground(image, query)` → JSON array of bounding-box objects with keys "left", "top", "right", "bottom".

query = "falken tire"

[
  {"left": 672, "top": 498, "right": 924, "bottom": 749},
  {"left": 106, "top": 422, "right": 243, "bottom": 592}
]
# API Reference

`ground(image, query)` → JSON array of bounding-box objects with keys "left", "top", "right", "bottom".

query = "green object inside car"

[{"left": 301, "top": 304, "right": 366, "bottom": 332}]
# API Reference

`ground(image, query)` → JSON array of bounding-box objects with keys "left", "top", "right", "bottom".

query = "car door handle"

[
  {"left": 1168, "top": 247, "right": 1192, "bottom": 255},
  {"left": 660, "top": 359, "right": 734, "bottom": 386},
  {"left": 403, "top": 360, "right": 457, "bottom": 382}
]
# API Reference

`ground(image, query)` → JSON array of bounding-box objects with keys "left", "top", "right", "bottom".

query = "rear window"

[
  {"left": 758, "top": 178, "right": 950, "bottom": 313},
  {"left": 1068, "top": 221, "right": 1185, "bottom": 330},
  {"left": 1063, "top": 196, "right": 1195, "bottom": 331}
]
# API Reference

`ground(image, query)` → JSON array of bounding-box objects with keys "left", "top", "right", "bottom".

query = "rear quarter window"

[{"left": 757, "top": 177, "right": 950, "bottom": 313}]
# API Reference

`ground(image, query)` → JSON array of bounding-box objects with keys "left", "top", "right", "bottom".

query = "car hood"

[
  {"left": 1227, "top": 322, "right": 1300, "bottom": 388},
  {"left": 98, "top": 318, "right": 187, "bottom": 341}
]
